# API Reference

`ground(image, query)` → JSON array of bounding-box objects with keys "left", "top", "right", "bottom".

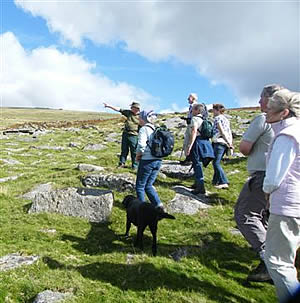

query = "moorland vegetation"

[{"left": 0, "top": 107, "right": 298, "bottom": 303}]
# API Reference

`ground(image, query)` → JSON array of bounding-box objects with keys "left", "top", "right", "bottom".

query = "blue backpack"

[{"left": 146, "top": 125, "right": 174, "bottom": 158}]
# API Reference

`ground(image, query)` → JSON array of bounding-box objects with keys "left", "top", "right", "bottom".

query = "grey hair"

[
  {"left": 147, "top": 114, "right": 157, "bottom": 124},
  {"left": 268, "top": 89, "right": 300, "bottom": 118},
  {"left": 192, "top": 103, "right": 204, "bottom": 112},
  {"left": 261, "top": 84, "right": 284, "bottom": 98}
]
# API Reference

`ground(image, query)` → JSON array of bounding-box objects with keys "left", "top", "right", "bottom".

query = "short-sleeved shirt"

[
  {"left": 190, "top": 114, "right": 203, "bottom": 136},
  {"left": 242, "top": 113, "right": 274, "bottom": 174},
  {"left": 120, "top": 109, "right": 139, "bottom": 136}
]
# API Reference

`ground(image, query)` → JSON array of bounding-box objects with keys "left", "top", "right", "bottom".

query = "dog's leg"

[
  {"left": 135, "top": 224, "right": 147, "bottom": 251},
  {"left": 125, "top": 218, "right": 131, "bottom": 237},
  {"left": 149, "top": 222, "right": 158, "bottom": 256}
]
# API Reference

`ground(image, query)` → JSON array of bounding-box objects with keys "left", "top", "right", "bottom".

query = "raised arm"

[{"left": 103, "top": 102, "right": 121, "bottom": 112}]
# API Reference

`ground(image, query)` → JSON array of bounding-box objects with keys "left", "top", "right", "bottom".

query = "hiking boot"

[
  {"left": 247, "top": 260, "right": 272, "bottom": 282},
  {"left": 192, "top": 183, "right": 206, "bottom": 195}
]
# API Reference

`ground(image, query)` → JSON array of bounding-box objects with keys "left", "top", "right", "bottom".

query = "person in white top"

[
  {"left": 263, "top": 90, "right": 300, "bottom": 303},
  {"left": 211, "top": 103, "right": 233, "bottom": 189}
]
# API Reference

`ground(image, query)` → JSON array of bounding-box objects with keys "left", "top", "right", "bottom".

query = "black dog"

[{"left": 122, "top": 195, "right": 175, "bottom": 256}]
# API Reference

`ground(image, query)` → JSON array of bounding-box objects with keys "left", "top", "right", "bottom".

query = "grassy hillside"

[
  {"left": 0, "top": 107, "right": 296, "bottom": 303},
  {"left": 0, "top": 107, "right": 117, "bottom": 130}
]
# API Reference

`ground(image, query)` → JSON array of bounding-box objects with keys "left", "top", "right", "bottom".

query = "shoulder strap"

[{"left": 144, "top": 124, "right": 155, "bottom": 131}]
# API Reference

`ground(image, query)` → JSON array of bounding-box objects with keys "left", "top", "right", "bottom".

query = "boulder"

[
  {"left": 28, "top": 187, "right": 113, "bottom": 223},
  {"left": 83, "top": 143, "right": 105, "bottom": 151},
  {"left": 33, "top": 290, "right": 72, "bottom": 303},
  {"left": 167, "top": 185, "right": 211, "bottom": 215},
  {"left": 22, "top": 183, "right": 53, "bottom": 200},
  {"left": 160, "top": 161, "right": 193, "bottom": 179},
  {"left": 0, "top": 253, "right": 39, "bottom": 272},
  {"left": 82, "top": 173, "right": 135, "bottom": 191}
]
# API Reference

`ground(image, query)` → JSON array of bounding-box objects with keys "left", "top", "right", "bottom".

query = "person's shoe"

[
  {"left": 214, "top": 184, "right": 229, "bottom": 189},
  {"left": 247, "top": 261, "right": 272, "bottom": 282},
  {"left": 118, "top": 163, "right": 125, "bottom": 168},
  {"left": 192, "top": 183, "right": 206, "bottom": 195}
]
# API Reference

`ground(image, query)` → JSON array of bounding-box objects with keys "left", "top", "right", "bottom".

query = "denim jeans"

[
  {"left": 190, "top": 142, "right": 204, "bottom": 185},
  {"left": 136, "top": 159, "right": 162, "bottom": 207},
  {"left": 119, "top": 132, "right": 138, "bottom": 168},
  {"left": 212, "top": 143, "right": 228, "bottom": 185}
]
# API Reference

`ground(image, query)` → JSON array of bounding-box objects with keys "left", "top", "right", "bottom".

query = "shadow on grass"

[
  {"left": 61, "top": 221, "right": 191, "bottom": 257},
  {"left": 207, "top": 193, "right": 232, "bottom": 206},
  {"left": 196, "top": 231, "right": 261, "bottom": 283},
  {"left": 42, "top": 256, "right": 253, "bottom": 303}
]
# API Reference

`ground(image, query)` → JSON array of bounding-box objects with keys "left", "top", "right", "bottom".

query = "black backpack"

[
  {"left": 199, "top": 119, "right": 213, "bottom": 140},
  {"left": 146, "top": 125, "right": 174, "bottom": 158}
]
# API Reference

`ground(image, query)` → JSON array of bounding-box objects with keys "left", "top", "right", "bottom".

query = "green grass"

[{"left": 0, "top": 107, "right": 291, "bottom": 302}]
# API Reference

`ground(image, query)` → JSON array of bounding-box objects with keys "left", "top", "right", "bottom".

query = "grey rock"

[
  {"left": 0, "top": 134, "right": 8, "bottom": 139},
  {"left": 0, "top": 158, "right": 22, "bottom": 165},
  {"left": 104, "top": 133, "right": 120, "bottom": 143},
  {"left": 76, "top": 163, "right": 105, "bottom": 172},
  {"left": 18, "top": 137, "right": 38, "bottom": 142},
  {"left": 0, "top": 253, "right": 39, "bottom": 272},
  {"left": 0, "top": 174, "right": 23, "bottom": 183},
  {"left": 172, "top": 150, "right": 184, "bottom": 158},
  {"left": 5, "top": 148, "right": 26, "bottom": 152},
  {"left": 227, "top": 169, "right": 240, "bottom": 175},
  {"left": 31, "top": 145, "right": 66, "bottom": 151},
  {"left": 82, "top": 173, "right": 135, "bottom": 191},
  {"left": 160, "top": 161, "right": 193, "bottom": 179},
  {"left": 29, "top": 187, "right": 113, "bottom": 223},
  {"left": 68, "top": 142, "right": 80, "bottom": 148},
  {"left": 162, "top": 117, "right": 186, "bottom": 130},
  {"left": 167, "top": 185, "right": 211, "bottom": 215},
  {"left": 83, "top": 143, "right": 105, "bottom": 151},
  {"left": 22, "top": 183, "right": 53, "bottom": 200},
  {"left": 86, "top": 155, "right": 97, "bottom": 160},
  {"left": 33, "top": 290, "right": 72, "bottom": 303}
]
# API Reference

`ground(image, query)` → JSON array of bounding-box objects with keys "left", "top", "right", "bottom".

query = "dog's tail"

[{"left": 158, "top": 212, "right": 175, "bottom": 220}]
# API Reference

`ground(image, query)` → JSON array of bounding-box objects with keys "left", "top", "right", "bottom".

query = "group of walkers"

[{"left": 104, "top": 85, "right": 300, "bottom": 303}]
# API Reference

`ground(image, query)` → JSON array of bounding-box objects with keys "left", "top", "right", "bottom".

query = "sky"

[{"left": 1, "top": 0, "right": 299, "bottom": 113}]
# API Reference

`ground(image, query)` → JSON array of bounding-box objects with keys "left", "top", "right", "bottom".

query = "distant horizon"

[{"left": 1, "top": 105, "right": 260, "bottom": 112}]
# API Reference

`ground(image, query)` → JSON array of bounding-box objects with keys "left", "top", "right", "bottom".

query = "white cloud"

[
  {"left": 15, "top": 0, "right": 300, "bottom": 106},
  {"left": 1, "top": 32, "right": 157, "bottom": 111}
]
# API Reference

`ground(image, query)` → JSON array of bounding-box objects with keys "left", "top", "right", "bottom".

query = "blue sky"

[{"left": 1, "top": 0, "right": 299, "bottom": 113}]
